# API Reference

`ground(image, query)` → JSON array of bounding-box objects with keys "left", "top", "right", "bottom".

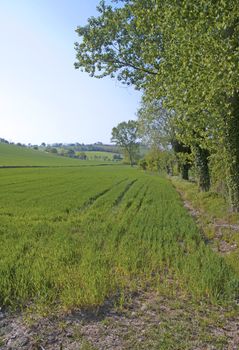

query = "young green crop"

[{"left": 0, "top": 166, "right": 238, "bottom": 312}]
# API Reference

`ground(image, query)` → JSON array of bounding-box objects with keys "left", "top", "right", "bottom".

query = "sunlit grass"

[{"left": 0, "top": 167, "right": 238, "bottom": 312}]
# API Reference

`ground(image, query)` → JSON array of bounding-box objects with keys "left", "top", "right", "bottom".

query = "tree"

[
  {"left": 144, "top": 146, "right": 175, "bottom": 175},
  {"left": 111, "top": 120, "right": 139, "bottom": 166},
  {"left": 137, "top": 0, "right": 238, "bottom": 206},
  {"left": 137, "top": 97, "right": 172, "bottom": 148},
  {"left": 74, "top": 0, "right": 211, "bottom": 187},
  {"left": 66, "top": 149, "right": 75, "bottom": 158},
  {"left": 48, "top": 147, "right": 58, "bottom": 154},
  {"left": 194, "top": 145, "right": 210, "bottom": 192},
  {"left": 75, "top": 0, "right": 239, "bottom": 210},
  {"left": 78, "top": 152, "right": 87, "bottom": 160},
  {"left": 137, "top": 96, "right": 193, "bottom": 181},
  {"left": 75, "top": 1, "right": 159, "bottom": 89},
  {"left": 113, "top": 154, "right": 122, "bottom": 161}
]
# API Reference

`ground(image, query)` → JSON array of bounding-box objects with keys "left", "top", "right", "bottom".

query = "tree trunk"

[
  {"left": 129, "top": 151, "right": 134, "bottom": 167},
  {"left": 171, "top": 139, "right": 191, "bottom": 180},
  {"left": 181, "top": 163, "right": 190, "bottom": 180},
  {"left": 194, "top": 145, "right": 210, "bottom": 192},
  {"left": 224, "top": 92, "right": 239, "bottom": 212}
]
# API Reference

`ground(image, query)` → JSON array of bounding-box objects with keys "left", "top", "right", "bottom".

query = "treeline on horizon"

[
  {"left": 0, "top": 138, "right": 119, "bottom": 152},
  {"left": 75, "top": 0, "right": 239, "bottom": 211}
]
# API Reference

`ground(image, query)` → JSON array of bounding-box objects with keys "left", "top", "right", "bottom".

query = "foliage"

[
  {"left": 75, "top": 0, "right": 239, "bottom": 210},
  {"left": 139, "top": 147, "right": 175, "bottom": 175},
  {"left": 77, "top": 151, "right": 88, "bottom": 160},
  {"left": 83, "top": 151, "right": 122, "bottom": 161},
  {"left": 137, "top": 97, "right": 173, "bottom": 148},
  {"left": 75, "top": 0, "right": 159, "bottom": 89},
  {"left": 138, "top": 158, "right": 147, "bottom": 170},
  {"left": 209, "top": 150, "right": 228, "bottom": 196},
  {"left": 137, "top": 95, "right": 195, "bottom": 181},
  {"left": 111, "top": 120, "right": 139, "bottom": 166}
]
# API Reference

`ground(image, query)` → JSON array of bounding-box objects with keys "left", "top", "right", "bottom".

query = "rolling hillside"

[{"left": 0, "top": 143, "right": 110, "bottom": 166}]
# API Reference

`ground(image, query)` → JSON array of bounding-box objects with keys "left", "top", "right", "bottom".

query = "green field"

[
  {"left": 0, "top": 165, "right": 238, "bottom": 312},
  {"left": 0, "top": 143, "right": 111, "bottom": 166},
  {"left": 84, "top": 151, "right": 120, "bottom": 161}
]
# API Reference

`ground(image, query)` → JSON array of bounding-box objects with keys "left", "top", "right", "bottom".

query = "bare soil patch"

[{"left": 1, "top": 290, "right": 239, "bottom": 349}]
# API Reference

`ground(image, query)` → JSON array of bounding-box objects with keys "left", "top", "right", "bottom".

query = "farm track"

[
  {"left": 1, "top": 288, "right": 239, "bottom": 350},
  {"left": 121, "top": 182, "right": 149, "bottom": 213},
  {"left": 134, "top": 185, "right": 149, "bottom": 213},
  {"left": 79, "top": 178, "right": 129, "bottom": 212},
  {"left": 113, "top": 179, "right": 138, "bottom": 207}
]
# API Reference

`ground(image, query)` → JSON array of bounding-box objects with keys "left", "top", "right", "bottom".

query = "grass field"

[
  {"left": 0, "top": 143, "right": 112, "bottom": 166},
  {"left": 0, "top": 165, "right": 238, "bottom": 313},
  {"left": 84, "top": 151, "right": 121, "bottom": 161}
]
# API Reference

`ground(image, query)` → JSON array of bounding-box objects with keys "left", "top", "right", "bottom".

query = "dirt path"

[
  {"left": 1, "top": 288, "right": 239, "bottom": 350},
  {"left": 176, "top": 188, "right": 239, "bottom": 255}
]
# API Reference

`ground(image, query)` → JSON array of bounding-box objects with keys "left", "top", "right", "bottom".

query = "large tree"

[{"left": 111, "top": 120, "right": 139, "bottom": 166}]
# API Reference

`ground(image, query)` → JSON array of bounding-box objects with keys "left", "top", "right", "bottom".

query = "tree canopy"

[{"left": 75, "top": 0, "right": 239, "bottom": 210}]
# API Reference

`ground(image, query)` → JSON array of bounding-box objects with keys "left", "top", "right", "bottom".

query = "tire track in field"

[
  {"left": 112, "top": 179, "right": 138, "bottom": 207},
  {"left": 122, "top": 181, "right": 148, "bottom": 212},
  {"left": 122, "top": 183, "right": 150, "bottom": 224},
  {"left": 110, "top": 183, "right": 149, "bottom": 246},
  {"left": 135, "top": 184, "right": 149, "bottom": 213},
  {"left": 79, "top": 178, "right": 128, "bottom": 212},
  {"left": 123, "top": 186, "right": 142, "bottom": 211}
]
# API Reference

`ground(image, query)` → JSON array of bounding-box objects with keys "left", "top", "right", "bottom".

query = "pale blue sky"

[{"left": 0, "top": 0, "right": 141, "bottom": 144}]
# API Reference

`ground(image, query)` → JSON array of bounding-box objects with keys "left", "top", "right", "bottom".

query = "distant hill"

[
  {"left": 0, "top": 139, "right": 148, "bottom": 166},
  {"left": 0, "top": 143, "right": 99, "bottom": 166},
  {"left": 46, "top": 142, "right": 148, "bottom": 155},
  {"left": 44, "top": 142, "right": 122, "bottom": 154}
]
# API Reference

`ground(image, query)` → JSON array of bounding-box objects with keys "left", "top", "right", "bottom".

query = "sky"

[{"left": 0, "top": 0, "right": 141, "bottom": 145}]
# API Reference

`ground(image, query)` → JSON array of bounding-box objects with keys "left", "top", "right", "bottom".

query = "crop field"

[
  {"left": 84, "top": 151, "right": 120, "bottom": 161},
  {"left": 0, "top": 165, "right": 238, "bottom": 313}
]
